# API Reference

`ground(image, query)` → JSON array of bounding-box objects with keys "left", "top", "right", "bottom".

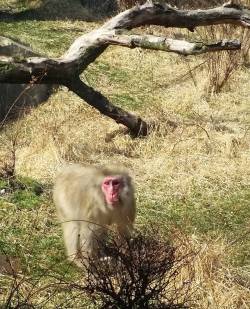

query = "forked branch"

[{"left": 0, "top": 1, "right": 249, "bottom": 136}]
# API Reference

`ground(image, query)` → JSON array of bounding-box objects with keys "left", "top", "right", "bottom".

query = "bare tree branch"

[
  {"left": 0, "top": 1, "right": 249, "bottom": 136},
  {"left": 104, "top": 1, "right": 250, "bottom": 31},
  {"left": 0, "top": 34, "right": 241, "bottom": 85},
  {"left": 105, "top": 35, "right": 241, "bottom": 55},
  {"left": 66, "top": 78, "right": 149, "bottom": 137},
  {"left": 63, "top": 2, "right": 250, "bottom": 70}
]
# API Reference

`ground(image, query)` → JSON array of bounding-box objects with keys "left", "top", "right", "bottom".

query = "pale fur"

[{"left": 53, "top": 164, "right": 136, "bottom": 266}]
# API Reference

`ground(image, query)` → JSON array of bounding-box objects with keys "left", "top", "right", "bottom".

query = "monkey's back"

[{"left": 53, "top": 165, "right": 104, "bottom": 217}]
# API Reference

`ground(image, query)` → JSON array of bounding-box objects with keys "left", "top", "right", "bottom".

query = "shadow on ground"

[{"left": 0, "top": 0, "right": 118, "bottom": 22}]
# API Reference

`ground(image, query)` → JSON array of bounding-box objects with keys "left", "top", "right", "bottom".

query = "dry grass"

[
  {"left": 181, "top": 236, "right": 250, "bottom": 309},
  {"left": 3, "top": 47, "right": 249, "bottom": 188},
  {"left": 194, "top": 24, "right": 250, "bottom": 94},
  {"left": 0, "top": 1, "right": 250, "bottom": 307},
  {"left": 1, "top": 45, "right": 249, "bottom": 306}
]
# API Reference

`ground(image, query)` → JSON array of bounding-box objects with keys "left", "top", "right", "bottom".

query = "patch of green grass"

[
  {"left": 168, "top": 191, "right": 249, "bottom": 237},
  {"left": 0, "top": 21, "right": 80, "bottom": 56},
  {"left": 111, "top": 93, "right": 144, "bottom": 109},
  {"left": 15, "top": 175, "right": 43, "bottom": 193},
  {"left": 0, "top": 179, "right": 8, "bottom": 189},
  {"left": 0, "top": 0, "right": 29, "bottom": 13},
  {"left": 0, "top": 0, "right": 92, "bottom": 18},
  {"left": 0, "top": 175, "right": 75, "bottom": 278},
  {"left": 108, "top": 66, "right": 130, "bottom": 83},
  {"left": 140, "top": 187, "right": 249, "bottom": 235},
  {"left": 0, "top": 225, "right": 23, "bottom": 256},
  {"left": 95, "top": 61, "right": 111, "bottom": 72},
  {"left": 85, "top": 60, "right": 150, "bottom": 109},
  {"left": 139, "top": 186, "right": 250, "bottom": 266},
  {"left": 10, "top": 190, "right": 41, "bottom": 209},
  {"left": 0, "top": 175, "right": 43, "bottom": 195},
  {"left": 86, "top": 60, "right": 130, "bottom": 84},
  {"left": 0, "top": 192, "right": 88, "bottom": 306}
]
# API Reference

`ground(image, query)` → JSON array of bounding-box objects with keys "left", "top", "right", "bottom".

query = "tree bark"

[
  {"left": 105, "top": 35, "right": 241, "bottom": 55},
  {"left": 66, "top": 78, "right": 148, "bottom": 137},
  {"left": 105, "top": 1, "right": 250, "bottom": 31}
]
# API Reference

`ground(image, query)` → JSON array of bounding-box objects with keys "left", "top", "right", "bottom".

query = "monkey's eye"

[
  {"left": 103, "top": 177, "right": 122, "bottom": 187},
  {"left": 103, "top": 180, "right": 111, "bottom": 186}
]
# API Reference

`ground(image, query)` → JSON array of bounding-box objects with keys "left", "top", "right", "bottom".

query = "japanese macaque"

[{"left": 53, "top": 164, "right": 136, "bottom": 267}]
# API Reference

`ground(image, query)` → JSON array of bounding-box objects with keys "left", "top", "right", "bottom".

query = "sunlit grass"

[{"left": 0, "top": 0, "right": 250, "bottom": 307}]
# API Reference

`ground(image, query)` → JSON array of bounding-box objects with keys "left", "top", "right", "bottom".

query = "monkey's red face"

[{"left": 101, "top": 176, "right": 123, "bottom": 206}]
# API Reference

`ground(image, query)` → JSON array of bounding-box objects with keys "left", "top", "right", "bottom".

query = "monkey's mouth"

[{"left": 106, "top": 193, "right": 119, "bottom": 206}]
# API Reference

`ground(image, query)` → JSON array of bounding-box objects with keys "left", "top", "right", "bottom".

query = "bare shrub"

[
  {"left": 194, "top": 0, "right": 250, "bottom": 94},
  {"left": 77, "top": 229, "right": 196, "bottom": 308},
  {"left": 198, "top": 24, "right": 248, "bottom": 94},
  {"left": 1, "top": 230, "right": 196, "bottom": 308},
  {"left": 206, "top": 49, "right": 240, "bottom": 94}
]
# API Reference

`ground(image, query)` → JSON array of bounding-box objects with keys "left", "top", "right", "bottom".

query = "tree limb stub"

[{"left": 66, "top": 78, "right": 149, "bottom": 137}]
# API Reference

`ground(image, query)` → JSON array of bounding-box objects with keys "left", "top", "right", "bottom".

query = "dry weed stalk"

[
  {"left": 0, "top": 128, "right": 20, "bottom": 179},
  {"left": 198, "top": 22, "right": 250, "bottom": 94}
]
